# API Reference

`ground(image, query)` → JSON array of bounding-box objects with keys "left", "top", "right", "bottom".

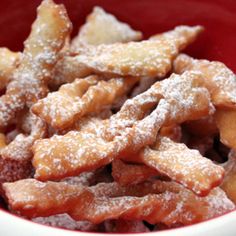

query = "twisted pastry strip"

[
  {"left": 135, "top": 137, "right": 224, "bottom": 196},
  {"left": 174, "top": 54, "right": 236, "bottom": 108},
  {"left": 54, "top": 25, "right": 202, "bottom": 84},
  {"left": 73, "top": 26, "right": 202, "bottom": 78},
  {"left": 32, "top": 71, "right": 213, "bottom": 180},
  {"left": 71, "top": 6, "right": 142, "bottom": 49},
  {"left": 3, "top": 179, "right": 234, "bottom": 225},
  {"left": 0, "top": 0, "right": 71, "bottom": 129},
  {"left": 32, "top": 76, "right": 138, "bottom": 129}
]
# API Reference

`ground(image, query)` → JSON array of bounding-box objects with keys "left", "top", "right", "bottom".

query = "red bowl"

[
  {"left": 0, "top": 0, "right": 236, "bottom": 235},
  {"left": 1, "top": 0, "right": 236, "bottom": 72}
]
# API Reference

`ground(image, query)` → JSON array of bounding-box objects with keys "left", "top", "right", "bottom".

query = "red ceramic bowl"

[{"left": 0, "top": 0, "right": 236, "bottom": 235}]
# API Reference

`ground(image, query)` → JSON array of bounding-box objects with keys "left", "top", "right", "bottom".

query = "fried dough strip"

[
  {"left": 59, "top": 26, "right": 203, "bottom": 80},
  {"left": 3, "top": 179, "right": 234, "bottom": 225},
  {"left": 214, "top": 108, "right": 236, "bottom": 149},
  {"left": 0, "top": 113, "right": 46, "bottom": 183},
  {"left": 150, "top": 25, "right": 203, "bottom": 49},
  {"left": 32, "top": 100, "right": 168, "bottom": 180},
  {"left": 111, "top": 159, "right": 159, "bottom": 185},
  {"left": 136, "top": 137, "right": 224, "bottom": 196},
  {"left": 0, "top": 48, "right": 21, "bottom": 90},
  {"left": 3, "top": 179, "right": 90, "bottom": 217},
  {"left": 32, "top": 75, "right": 99, "bottom": 129},
  {"left": 221, "top": 150, "right": 236, "bottom": 204},
  {"left": 0, "top": 0, "right": 71, "bottom": 129},
  {"left": 32, "top": 72, "right": 213, "bottom": 180},
  {"left": 3, "top": 180, "right": 168, "bottom": 213},
  {"left": 104, "top": 71, "right": 213, "bottom": 141},
  {"left": 75, "top": 189, "right": 233, "bottom": 225},
  {"left": 174, "top": 54, "right": 236, "bottom": 108},
  {"left": 71, "top": 6, "right": 142, "bottom": 49},
  {"left": 32, "top": 76, "right": 138, "bottom": 129}
]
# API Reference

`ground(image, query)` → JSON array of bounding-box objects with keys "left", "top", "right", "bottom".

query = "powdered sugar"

[
  {"left": 71, "top": 6, "right": 142, "bottom": 49},
  {"left": 174, "top": 54, "right": 236, "bottom": 107},
  {"left": 141, "top": 137, "right": 224, "bottom": 196},
  {"left": 74, "top": 25, "right": 202, "bottom": 77}
]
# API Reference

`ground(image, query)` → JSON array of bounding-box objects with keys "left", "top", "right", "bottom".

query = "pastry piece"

[
  {"left": 58, "top": 25, "right": 203, "bottom": 81},
  {"left": 136, "top": 137, "right": 224, "bottom": 196},
  {"left": 0, "top": 112, "right": 46, "bottom": 183},
  {"left": 112, "top": 159, "right": 159, "bottom": 185},
  {"left": 0, "top": 0, "right": 71, "bottom": 129},
  {"left": 150, "top": 25, "right": 203, "bottom": 49},
  {"left": 215, "top": 108, "right": 236, "bottom": 149},
  {"left": 32, "top": 71, "right": 213, "bottom": 180},
  {"left": 4, "top": 179, "right": 234, "bottom": 225},
  {"left": 104, "top": 71, "right": 213, "bottom": 141},
  {"left": 221, "top": 150, "right": 236, "bottom": 204},
  {"left": 32, "top": 101, "right": 168, "bottom": 180},
  {"left": 71, "top": 6, "right": 142, "bottom": 49},
  {"left": 0, "top": 48, "right": 21, "bottom": 91},
  {"left": 32, "top": 76, "right": 138, "bottom": 130},
  {"left": 174, "top": 54, "right": 236, "bottom": 108},
  {"left": 3, "top": 179, "right": 90, "bottom": 217},
  {"left": 53, "top": 6, "right": 143, "bottom": 86},
  {"left": 75, "top": 188, "right": 233, "bottom": 225},
  {"left": 32, "top": 75, "right": 99, "bottom": 129}
]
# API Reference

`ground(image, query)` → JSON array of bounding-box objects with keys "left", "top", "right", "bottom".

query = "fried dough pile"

[{"left": 0, "top": 0, "right": 235, "bottom": 233}]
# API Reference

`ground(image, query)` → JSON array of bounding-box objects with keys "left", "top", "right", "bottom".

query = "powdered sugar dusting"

[
  {"left": 159, "top": 71, "right": 215, "bottom": 123},
  {"left": 74, "top": 25, "right": 202, "bottom": 77},
  {"left": 0, "top": 0, "right": 71, "bottom": 128},
  {"left": 174, "top": 54, "right": 236, "bottom": 107},
  {"left": 32, "top": 76, "right": 137, "bottom": 129},
  {"left": 141, "top": 137, "right": 224, "bottom": 196},
  {"left": 71, "top": 6, "right": 142, "bottom": 49}
]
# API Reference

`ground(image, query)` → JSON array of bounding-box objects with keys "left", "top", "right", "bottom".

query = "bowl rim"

[{"left": 0, "top": 206, "right": 235, "bottom": 235}]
